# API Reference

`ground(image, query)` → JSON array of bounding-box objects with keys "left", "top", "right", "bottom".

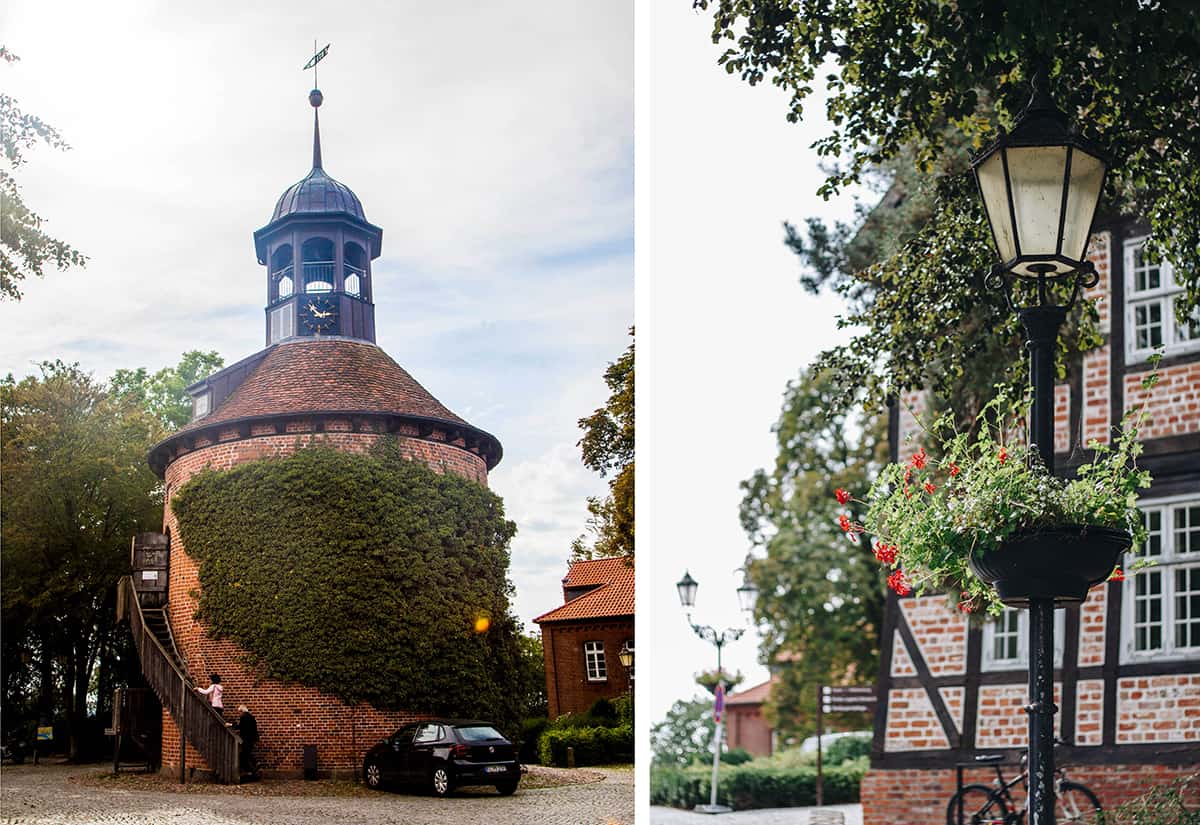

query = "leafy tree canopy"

[
  {"left": 110, "top": 350, "right": 224, "bottom": 431},
  {"left": 651, "top": 696, "right": 715, "bottom": 767},
  {"left": 170, "top": 443, "right": 527, "bottom": 731},
  {"left": 741, "top": 367, "right": 887, "bottom": 739},
  {"left": 697, "top": 1, "right": 1200, "bottom": 408},
  {"left": 573, "top": 328, "right": 635, "bottom": 559},
  {"left": 1, "top": 48, "right": 87, "bottom": 301}
]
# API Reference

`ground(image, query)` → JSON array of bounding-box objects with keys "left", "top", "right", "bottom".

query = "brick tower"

[{"left": 127, "top": 87, "right": 502, "bottom": 780}]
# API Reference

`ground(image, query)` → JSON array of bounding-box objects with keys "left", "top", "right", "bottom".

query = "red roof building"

[
  {"left": 725, "top": 677, "right": 778, "bottom": 757},
  {"left": 534, "top": 557, "right": 635, "bottom": 718}
]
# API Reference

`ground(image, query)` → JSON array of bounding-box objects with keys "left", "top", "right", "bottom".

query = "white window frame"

[
  {"left": 981, "top": 607, "right": 1066, "bottom": 671},
  {"left": 583, "top": 640, "right": 607, "bottom": 682},
  {"left": 1124, "top": 236, "right": 1200, "bottom": 363},
  {"left": 269, "top": 304, "right": 295, "bottom": 344},
  {"left": 1123, "top": 494, "right": 1200, "bottom": 662},
  {"left": 192, "top": 392, "right": 211, "bottom": 419}
]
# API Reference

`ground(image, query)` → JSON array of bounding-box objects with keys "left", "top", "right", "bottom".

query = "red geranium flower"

[
  {"left": 835, "top": 488, "right": 851, "bottom": 505},
  {"left": 998, "top": 447, "right": 1008, "bottom": 464},
  {"left": 1108, "top": 566, "right": 1125, "bottom": 582},
  {"left": 949, "top": 463, "right": 961, "bottom": 477},
  {"left": 911, "top": 447, "right": 928, "bottom": 469},
  {"left": 873, "top": 542, "right": 897, "bottom": 565},
  {"left": 838, "top": 514, "right": 852, "bottom": 532},
  {"left": 924, "top": 481, "right": 937, "bottom": 494},
  {"left": 887, "top": 569, "right": 911, "bottom": 596}
]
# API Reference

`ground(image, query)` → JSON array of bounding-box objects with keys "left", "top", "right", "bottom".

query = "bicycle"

[{"left": 946, "top": 742, "right": 1102, "bottom": 824}]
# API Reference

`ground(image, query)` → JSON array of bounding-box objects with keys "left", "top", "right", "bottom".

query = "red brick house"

[
  {"left": 725, "top": 677, "right": 777, "bottom": 757},
  {"left": 534, "top": 557, "right": 635, "bottom": 718},
  {"left": 860, "top": 222, "right": 1200, "bottom": 823},
  {"left": 121, "top": 87, "right": 503, "bottom": 781}
]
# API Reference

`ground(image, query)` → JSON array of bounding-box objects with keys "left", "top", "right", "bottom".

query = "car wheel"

[
  {"left": 496, "top": 779, "right": 518, "bottom": 796},
  {"left": 430, "top": 765, "right": 452, "bottom": 797},
  {"left": 363, "top": 759, "right": 383, "bottom": 790}
]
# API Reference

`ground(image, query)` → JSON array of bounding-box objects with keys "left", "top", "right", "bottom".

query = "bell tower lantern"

[{"left": 253, "top": 88, "right": 383, "bottom": 345}]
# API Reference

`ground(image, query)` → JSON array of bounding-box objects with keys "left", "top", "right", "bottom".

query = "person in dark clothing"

[{"left": 233, "top": 704, "right": 259, "bottom": 778}]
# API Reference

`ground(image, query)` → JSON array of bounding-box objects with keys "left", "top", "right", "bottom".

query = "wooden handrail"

[{"left": 120, "top": 576, "right": 241, "bottom": 783}]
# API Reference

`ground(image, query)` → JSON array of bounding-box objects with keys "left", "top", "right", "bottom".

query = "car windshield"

[{"left": 455, "top": 726, "right": 504, "bottom": 742}]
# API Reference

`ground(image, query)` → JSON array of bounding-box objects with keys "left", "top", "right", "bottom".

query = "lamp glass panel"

[
  {"left": 677, "top": 578, "right": 698, "bottom": 608},
  {"left": 1060, "top": 148, "right": 1105, "bottom": 264},
  {"left": 976, "top": 151, "right": 1017, "bottom": 264},
  {"left": 1006, "top": 145, "right": 1072, "bottom": 276},
  {"left": 737, "top": 582, "right": 758, "bottom": 613}
]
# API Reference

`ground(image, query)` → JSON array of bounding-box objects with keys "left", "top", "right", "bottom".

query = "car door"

[
  {"left": 385, "top": 724, "right": 418, "bottom": 783},
  {"left": 405, "top": 723, "right": 443, "bottom": 784}
]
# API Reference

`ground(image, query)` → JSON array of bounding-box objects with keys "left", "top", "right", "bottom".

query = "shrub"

[
  {"left": 518, "top": 717, "right": 549, "bottom": 764},
  {"left": 824, "top": 733, "right": 872, "bottom": 765},
  {"left": 721, "top": 747, "right": 754, "bottom": 766},
  {"left": 588, "top": 698, "right": 618, "bottom": 724},
  {"left": 650, "top": 759, "right": 868, "bottom": 810},
  {"left": 538, "top": 723, "right": 634, "bottom": 766},
  {"left": 1109, "top": 775, "right": 1200, "bottom": 824}
]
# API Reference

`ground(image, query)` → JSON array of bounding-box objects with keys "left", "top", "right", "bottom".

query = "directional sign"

[
  {"left": 820, "top": 685, "right": 878, "bottom": 714},
  {"left": 821, "top": 686, "right": 876, "bottom": 697}
]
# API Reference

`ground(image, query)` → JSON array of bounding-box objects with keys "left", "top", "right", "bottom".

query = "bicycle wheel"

[
  {"left": 946, "top": 784, "right": 1012, "bottom": 825},
  {"left": 1056, "top": 780, "right": 1102, "bottom": 823}
]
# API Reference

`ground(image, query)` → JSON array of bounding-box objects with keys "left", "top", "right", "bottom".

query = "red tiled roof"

[
  {"left": 179, "top": 338, "right": 466, "bottom": 433},
  {"left": 535, "top": 556, "right": 634, "bottom": 623},
  {"left": 726, "top": 676, "right": 777, "bottom": 706}
]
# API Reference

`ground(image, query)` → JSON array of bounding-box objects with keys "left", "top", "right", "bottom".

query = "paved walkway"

[
  {"left": 651, "top": 803, "right": 862, "bottom": 825},
  {"left": 0, "top": 763, "right": 634, "bottom": 825}
]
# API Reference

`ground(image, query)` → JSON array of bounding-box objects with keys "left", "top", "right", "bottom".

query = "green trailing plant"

[
  {"left": 1109, "top": 774, "right": 1200, "bottom": 824},
  {"left": 170, "top": 442, "right": 524, "bottom": 730},
  {"left": 835, "top": 368, "right": 1159, "bottom": 614}
]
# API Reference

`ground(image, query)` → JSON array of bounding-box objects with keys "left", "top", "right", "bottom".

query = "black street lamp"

[
  {"left": 736, "top": 556, "right": 759, "bottom": 615},
  {"left": 971, "top": 69, "right": 1110, "bottom": 825},
  {"left": 675, "top": 569, "right": 749, "bottom": 815},
  {"left": 618, "top": 641, "right": 634, "bottom": 695}
]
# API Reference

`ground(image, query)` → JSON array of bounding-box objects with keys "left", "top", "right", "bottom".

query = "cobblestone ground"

[
  {"left": 650, "top": 803, "right": 862, "bottom": 825},
  {"left": 0, "top": 764, "right": 633, "bottom": 825}
]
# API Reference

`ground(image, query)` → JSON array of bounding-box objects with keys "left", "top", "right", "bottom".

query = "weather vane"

[{"left": 303, "top": 41, "right": 331, "bottom": 88}]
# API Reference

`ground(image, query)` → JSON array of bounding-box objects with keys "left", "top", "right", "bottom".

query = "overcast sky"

[
  {"left": 1, "top": 1, "right": 632, "bottom": 632},
  {"left": 642, "top": 4, "right": 864, "bottom": 728}
]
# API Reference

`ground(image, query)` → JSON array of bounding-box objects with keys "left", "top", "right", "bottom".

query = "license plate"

[{"left": 485, "top": 765, "right": 506, "bottom": 774}]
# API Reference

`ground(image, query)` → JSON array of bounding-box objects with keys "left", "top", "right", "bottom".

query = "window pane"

[
  {"left": 1142, "top": 510, "right": 1163, "bottom": 557},
  {"left": 1175, "top": 567, "right": 1200, "bottom": 649},
  {"left": 1133, "top": 570, "right": 1164, "bottom": 652},
  {"left": 1135, "top": 302, "right": 1164, "bottom": 350},
  {"left": 1176, "top": 506, "right": 1200, "bottom": 555},
  {"left": 1175, "top": 297, "right": 1200, "bottom": 342}
]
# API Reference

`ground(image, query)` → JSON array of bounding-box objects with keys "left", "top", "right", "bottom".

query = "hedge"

[
  {"left": 650, "top": 759, "right": 868, "bottom": 810},
  {"left": 538, "top": 723, "right": 634, "bottom": 766}
]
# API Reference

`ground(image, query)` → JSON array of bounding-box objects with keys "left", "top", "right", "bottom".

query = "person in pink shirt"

[{"left": 196, "top": 673, "right": 224, "bottom": 720}]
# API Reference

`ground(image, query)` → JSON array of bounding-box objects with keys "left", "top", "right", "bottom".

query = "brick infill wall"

[{"left": 157, "top": 428, "right": 488, "bottom": 778}]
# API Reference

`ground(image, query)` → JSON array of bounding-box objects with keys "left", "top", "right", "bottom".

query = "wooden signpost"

[{"left": 816, "top": 685, "right": 878, "bottom": 807}]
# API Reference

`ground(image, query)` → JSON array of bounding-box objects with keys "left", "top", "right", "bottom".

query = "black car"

[{"left": 362, "top": 720, "right": 520, "bottom": 797}]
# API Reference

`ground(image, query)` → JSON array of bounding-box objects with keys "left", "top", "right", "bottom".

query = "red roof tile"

[
  {"left": 726, "top": 677, "right": 777, "bottom": 706},
  {"left": 179, "top": 339, "right": 466, "bottom": 432},
  {"left": 535, "top": 556, "right": 634, "bottom": 623}
]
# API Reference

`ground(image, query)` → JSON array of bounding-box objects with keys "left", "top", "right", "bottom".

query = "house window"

[
  {"left": 1126, "top": 497, "right": 1200, "bottom": 660},
  {"left": 1125, "top": 237, "right": 1200, "bottom": 362},
  {"left": 982, "top": 608, "right": 1065, "bottom": 671},
  {"left": 192, "top": 392, "right": 211, "bottom": 419},
  {"left": 269, "top": 304, "right": 294, "bottom": 343},
  {"left": 584, "top": 640, "right": 607, "bottom": 682}
]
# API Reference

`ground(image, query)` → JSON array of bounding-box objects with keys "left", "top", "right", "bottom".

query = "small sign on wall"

[
  {"left": 37, "top": 727, "right": 53, "bottom": 741},
  {"left": 141, "top": 571, "right": 158, "bottom": 581}
]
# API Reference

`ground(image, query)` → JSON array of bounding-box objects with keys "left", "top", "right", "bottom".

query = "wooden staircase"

[{"left": 118, "top": 574, "right": 241, "bottom": 783}]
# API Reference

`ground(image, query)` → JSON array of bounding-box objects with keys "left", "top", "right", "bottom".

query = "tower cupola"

[{"left": 253, "top": 88, "right": 383, "bottom": 345}]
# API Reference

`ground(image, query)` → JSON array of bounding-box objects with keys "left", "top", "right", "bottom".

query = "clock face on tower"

[{"left": 300, "top": 296, "right": 338, "bottom": 335}]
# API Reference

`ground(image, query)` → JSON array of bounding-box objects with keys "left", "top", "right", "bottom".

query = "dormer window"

[{"left": 192, "top": 392, "right": 211, "bottom": 419}]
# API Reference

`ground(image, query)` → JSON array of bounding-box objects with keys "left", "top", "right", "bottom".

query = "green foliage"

[
  {"left": 513, "top": 632, "right": 548, "bottom": 720},
  {"left": 741, "top": 367, "right": 888, "bottom": 739},
  {"left": 1, "top": 361, "right": 162, "bottom": 757},
  {"left": 650, "top": 759, "right": 867, "bottom": 810},
  {"left": 694, "top": 668, "right": 743, "bottom": 695},
  {"left": 110, "top": 351, "right": 225, "bottom": 431},
  {"left": 651, "top": 697, "right": 715, "bottom": 768},
  {"left": 852, "top": 375, "right": 1156, "bottom": 613},
  {"left": 1, "top": 48, "right": 87, "bottom": 301},
  {"left": 823, "top": 733, "right": 872, "bottom": 766},
  {"left": 696, "top": 1, "right": 1199, "bottom": 409},
  {"left": 537, "top": 722, "right": 633, "bottom": 767},
  {"left": 1109, "top": 774, "right": 1200, "bottom": 824},
  {"left": 518, "top": 717, "right": 549, "bottom": 765},
  {"left": 170, "top": 443, "right": 525, "bottom": 730},
  {"left": 573, "top": 328, "right": 634, "bottom": 559},
  {"left": 721, "top": 747, "right": 754, "bottom": 766}
]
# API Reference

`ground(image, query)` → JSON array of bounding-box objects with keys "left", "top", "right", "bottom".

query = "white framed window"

[
  {"left": 1125, "top": 496, "right": 1200, "bottom": 661},
  {"left": 192, "top": 392, "right": 210, "bottom": 419},
  {"left": 269, "top": 304, "right": 294, "bottom": 344},
  {"left": 1125, "top": 236, "right": 1200, "bottom": 362},
  {"left": 982, "top": 608, "right": 1066, "bottom": 671},
  {"left": 584, "top": 640, "right": 607, "bottom": 682}
]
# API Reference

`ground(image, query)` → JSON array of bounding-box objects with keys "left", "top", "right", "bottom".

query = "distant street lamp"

[
  {"left": 970, "top": 67, "right": 1110, "bottom": 825},
  {"left": 736, "top": 556, "right": 759, "bottom": 614},
  {"left": 618, "top": 641, "right": 634, "bottom": 696},
  {"left": 675, "top": 569, "right": 751, "bottom": 815}
]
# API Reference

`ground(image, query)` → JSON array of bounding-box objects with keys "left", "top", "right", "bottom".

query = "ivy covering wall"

[{"left": 171, "top": 442, "right": 524, "bottom": 728}]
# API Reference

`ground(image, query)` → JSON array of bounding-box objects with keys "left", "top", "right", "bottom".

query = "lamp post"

[
  {"left": 971, "top": 68, "right": 1109, "bottom": 825},
  {"left": 618, "top": 641, "right": 634, "bottom": 697},
  {"left": 675, "top": 566, "right": 757, "bottom": 815}
]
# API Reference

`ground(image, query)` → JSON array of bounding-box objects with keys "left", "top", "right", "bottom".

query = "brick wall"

[
  {"left": 540, "top": 620, "right": 634, "bottom": 719},
  {"left": 155, "top": 426, "right": 489, "bottom": 778},
  {"left": 725, "top": 704, "right": 773, "bottom": 757},
  {"left": 1124, "top": 361, "right": 1200, "bottom": 440}
]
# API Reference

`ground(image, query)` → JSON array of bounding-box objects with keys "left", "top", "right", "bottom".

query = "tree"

[
  {"left": 696, "top": 1, "right": 1200, "bottom": 408},
  {"left": 1, "top": 362, "right": 162, "bottom": 759},
  {"left": 740, "top": 367, "right": 888, "bottom": 740},
  {"left": 573, "top": 328, "right": 634, "bottom": 559},
  {"left": 110, "top": 350, "right": 225, "bottom": 431},
  {"left": 1, "top": 48, "right": 87, "bottom": 301},
  {"left": 515, "top": 632, "right": 549, "bottom": 719},
  {"left": 651, "top": 696, "right": 715, "bottom": 767}
]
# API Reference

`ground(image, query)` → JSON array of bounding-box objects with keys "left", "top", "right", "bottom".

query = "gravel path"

[{"left": 0, "top": 762, "right": 634, "bottom": 825}]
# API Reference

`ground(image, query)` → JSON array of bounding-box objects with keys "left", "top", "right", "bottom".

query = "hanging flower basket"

[{"left": 967, "top": 524, "right": 1131, "bottom": 607}]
